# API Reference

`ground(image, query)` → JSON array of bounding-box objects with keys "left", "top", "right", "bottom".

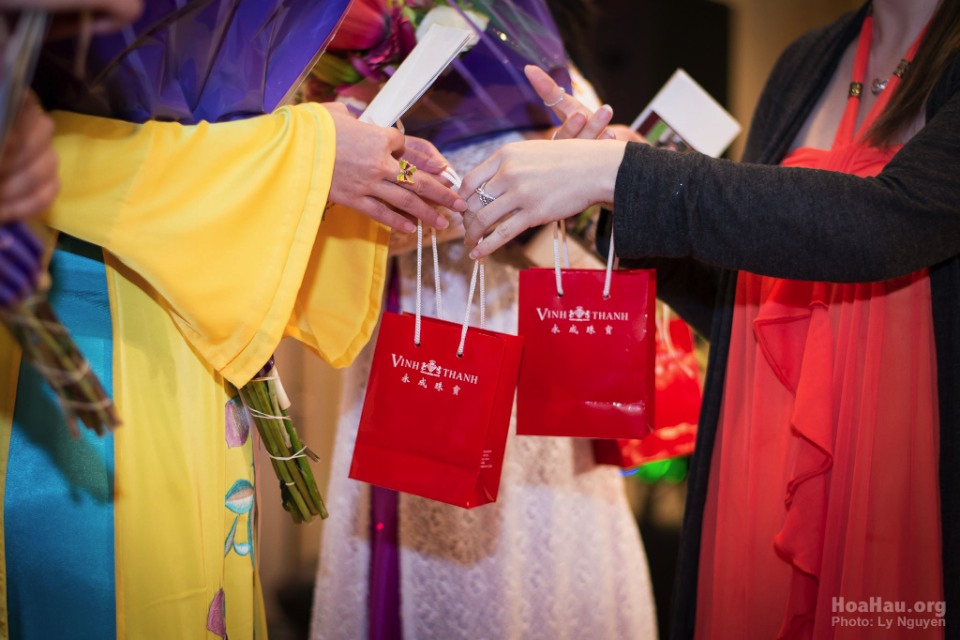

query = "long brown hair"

[{"left": 867, "top": 0, "right": 960, "bottom": 145}]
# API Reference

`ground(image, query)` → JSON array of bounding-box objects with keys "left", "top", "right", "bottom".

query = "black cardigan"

[{"left": 609, "top": 5, "right": 960, "bottom": 638}]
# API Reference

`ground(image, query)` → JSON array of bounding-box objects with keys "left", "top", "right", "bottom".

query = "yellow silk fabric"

[
  {"left": 0, "top": 103, "right": 388, "bottom": 638},
  {"left": 107, "top": 253, "right": 265, "bottom": 639},
  {"left": 47, "top": 104, "right": 389, "bottom": 386}
]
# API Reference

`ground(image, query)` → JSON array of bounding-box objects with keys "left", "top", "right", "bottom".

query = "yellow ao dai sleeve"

[{"left": 0, "top": 103, "right": 389, "bottom": 639}]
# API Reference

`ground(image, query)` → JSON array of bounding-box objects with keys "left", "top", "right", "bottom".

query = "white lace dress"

[{"left": 310, "top": 133, "right": 658, "bottom": 640}]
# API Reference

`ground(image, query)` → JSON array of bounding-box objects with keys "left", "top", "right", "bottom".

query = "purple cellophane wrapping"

[
  {"left": 35, "top": 0, "right": 351, "bottom": 124},
  {"left": 400, "top": 0, "right": 572, "bottom": 149},
  {"left": 0, "top": 222, "right": 43, "bottom": 307}
]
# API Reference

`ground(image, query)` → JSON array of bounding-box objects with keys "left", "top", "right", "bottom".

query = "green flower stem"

[
  {"left": 239, "top": 382, "right": 312, "bottom": 522},
  {"left": 264, "top": 382, "right": 319, "bottom": 517},
  {"left": 281, "top": 408, "right": 327, "bottom": 519},
  {"left": 261, "top": 379, "right": 315, "bottom": 516},
  {"left": 236, "top": 359, "right": 327, "bottom": 524},
  {"left": 254, "top": 382, "right": 313, "bottom": 522}
]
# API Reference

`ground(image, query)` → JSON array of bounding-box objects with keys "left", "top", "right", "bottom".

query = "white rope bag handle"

[
  {"left": 413, "top": 221, "right": 485, "bottom": 357},
  {"left": 552, "top": 220, "right": 616, "bottom": 299},
  {"left": 414, "top": 220, "right": 444, "bottom": 345}
]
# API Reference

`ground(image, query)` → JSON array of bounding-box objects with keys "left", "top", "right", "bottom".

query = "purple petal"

[
  {"left": 224, "top": 395, "right": 251, "bottom": 448},
  {"left": 224, "top": 516, "right": 239, "bottom": 556},
  {"left": 9, "top": 222, "right": 43, "bottom": 260},
  {"left": 206, "top": 589, "right": 226, "bottom": 637},
  {"left": 0, "top": 224, "right": 43, "bottom": 308},
  {"left": 255, "top": 356, "right": 276, "bottom": 379}
]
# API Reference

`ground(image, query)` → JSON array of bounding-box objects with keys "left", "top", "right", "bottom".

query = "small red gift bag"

[
  {"left": 350, "top": 229, "right": 523, "bottom": 508},
  {"left": 593, "top": 305, "right": 702, "bottom": 467},
  {"left": 517, "top": 224, "right": 656, "bottom": 438}
]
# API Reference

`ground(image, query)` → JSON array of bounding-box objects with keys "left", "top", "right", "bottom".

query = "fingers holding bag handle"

[
  {"left": 458, "top": 251, "right": 485, "bottom": 358},
  {"left": 551, "top": 220, "right": 616, "bottom": 299}
]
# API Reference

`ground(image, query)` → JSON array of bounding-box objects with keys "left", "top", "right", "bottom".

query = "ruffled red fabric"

[{"left": 695, "top": 16, "right": 943, "bottom": 640}]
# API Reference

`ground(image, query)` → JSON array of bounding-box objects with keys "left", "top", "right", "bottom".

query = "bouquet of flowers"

[
  {"left": 0, "top": 10, "right": 120, "bottom": 437},
  {"left": 306, "top": 0, "right": 571, "bottom": 149},
  {"left": 0, "top": 224, "right": 120, "bottom": 437},
  {"left": 33, "top": 0, "right": 355, "bottom": 523}
]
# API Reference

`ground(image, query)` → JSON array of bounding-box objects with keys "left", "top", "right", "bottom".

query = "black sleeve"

[
  {"left": 612, "top": 57, "right": 960, "bottom": 284},
  {"left": 597, "top": 210, "right": 720, "bottom": 337},
  {"left": 629, "top": 257, "right": 721, "bottom": 339}
]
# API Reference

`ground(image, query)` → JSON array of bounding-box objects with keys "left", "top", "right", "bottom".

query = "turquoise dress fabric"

[{"left": 4, "top": 238, "right": 116, "bottom": 639}]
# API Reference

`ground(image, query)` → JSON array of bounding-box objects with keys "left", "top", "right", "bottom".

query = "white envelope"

[{"left": 629, "top": 68, "right": 741, "bottom": 158}]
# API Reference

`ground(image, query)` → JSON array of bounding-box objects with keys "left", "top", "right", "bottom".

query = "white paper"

[
  {"left": 359, "top": 24, "right": 474, "bottom": 128},
  {"left": 629, "top": 68, "right": 741, "bottom": 158}
]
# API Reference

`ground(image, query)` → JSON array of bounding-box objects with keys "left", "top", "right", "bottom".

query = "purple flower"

[{"left": 0, "top": 222, "right": 43, "bottom": 308}]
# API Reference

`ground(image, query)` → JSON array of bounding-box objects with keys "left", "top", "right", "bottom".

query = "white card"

[{"left": 629, "top": 68, "right": 741, "bottom": 158}]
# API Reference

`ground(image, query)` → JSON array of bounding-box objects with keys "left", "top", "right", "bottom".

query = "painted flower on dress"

[
  {"left": 206, "top": 588, "right": 227, "bottom": 638},
  {"left": 224, "top": 479, "right": 255, "bottom": 559},
  {"left": 224, "top": 396, "right": 252, "bottom": 448}
]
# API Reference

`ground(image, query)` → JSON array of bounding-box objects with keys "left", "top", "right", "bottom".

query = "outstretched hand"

[
  {"left": 458, "top": 65, "right": 638, "bottom": 258},
  {"left": 322, "top": 104, "right": 465, "bottom": 233},
  {"left": 0, "top": 91, "right": 58, "bottom": 224},
  {"left": 0, "top": 0, "right": 142, "bottom": 19},
  {"left": 525, "top": 65, "right": 616, "bottom": 141},
  {"left": 0, "top": 0, "right": 145, "bottom": 39},
  {"left": 526, "top": 65, "right": 645, "bottom": 144},
  {"left": 399, "top": 135, "right": 448, "bottom": 175},
  {"left": 458, "top": 138, "right": 626, "bottom": 258}
]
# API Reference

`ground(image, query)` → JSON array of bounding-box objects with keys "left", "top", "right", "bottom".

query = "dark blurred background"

[{"left": 577, "top": 0, "right": 730, "bottom": 132}]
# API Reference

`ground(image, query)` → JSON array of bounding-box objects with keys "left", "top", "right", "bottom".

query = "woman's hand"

[
  {"left": 387, "top": 208, "right": 465, "bottom": 257},
  {"left": 605, "top": 124, "right": 647, "bottom": 144},
  {"left": 0, "top": 0, "right": 142, "bottom": 20},
  {"left": 398, "top": 135, "right": 449, "bottom": 176},
  {"left": 0, "top": 91, "right": 59, "bottom": 224},
  {"left": 322, "top": 104, "right": 465, "bottom": 233},
  {"left": 1, "top": 0, "right": 145, "bottom": 39},
  {"left": 386, "top": 136, "right": 466, "bottom": 255},
  {"left": 526, "top": 66, "right": 648, "bottom": 144},
  {"left": 526, "top": 65, "right": 616, "bottom": 141},
  {"left": 456, "top": 65, "right": 639, "bottom": 259},
  {"left": 458, "top": 138, "right": 626, "bottom": 258}
]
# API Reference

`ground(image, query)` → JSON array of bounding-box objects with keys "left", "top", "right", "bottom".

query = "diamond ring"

[{"left": 476, "top": 183, "right": 497, "bottom": 207}]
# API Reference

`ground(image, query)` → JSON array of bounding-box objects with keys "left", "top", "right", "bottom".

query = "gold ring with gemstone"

[{"left": 396, "top": 159, "right": 417, "bottom": 185}]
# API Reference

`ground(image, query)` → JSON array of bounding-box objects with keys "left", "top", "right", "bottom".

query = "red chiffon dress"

[{"left": 695, "top": 15, "right": 944, "bottom": 640}]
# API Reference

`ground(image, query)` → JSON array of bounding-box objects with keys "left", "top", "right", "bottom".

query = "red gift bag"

[
  {"left": 593, "top": 305, "right": 702, "bottom": 467},
  {"left": 517, "top": 225, "right": 656, "bottom": 438},
  {"left": 350, "top": 233, "right": 523, "bottom": 508}
]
